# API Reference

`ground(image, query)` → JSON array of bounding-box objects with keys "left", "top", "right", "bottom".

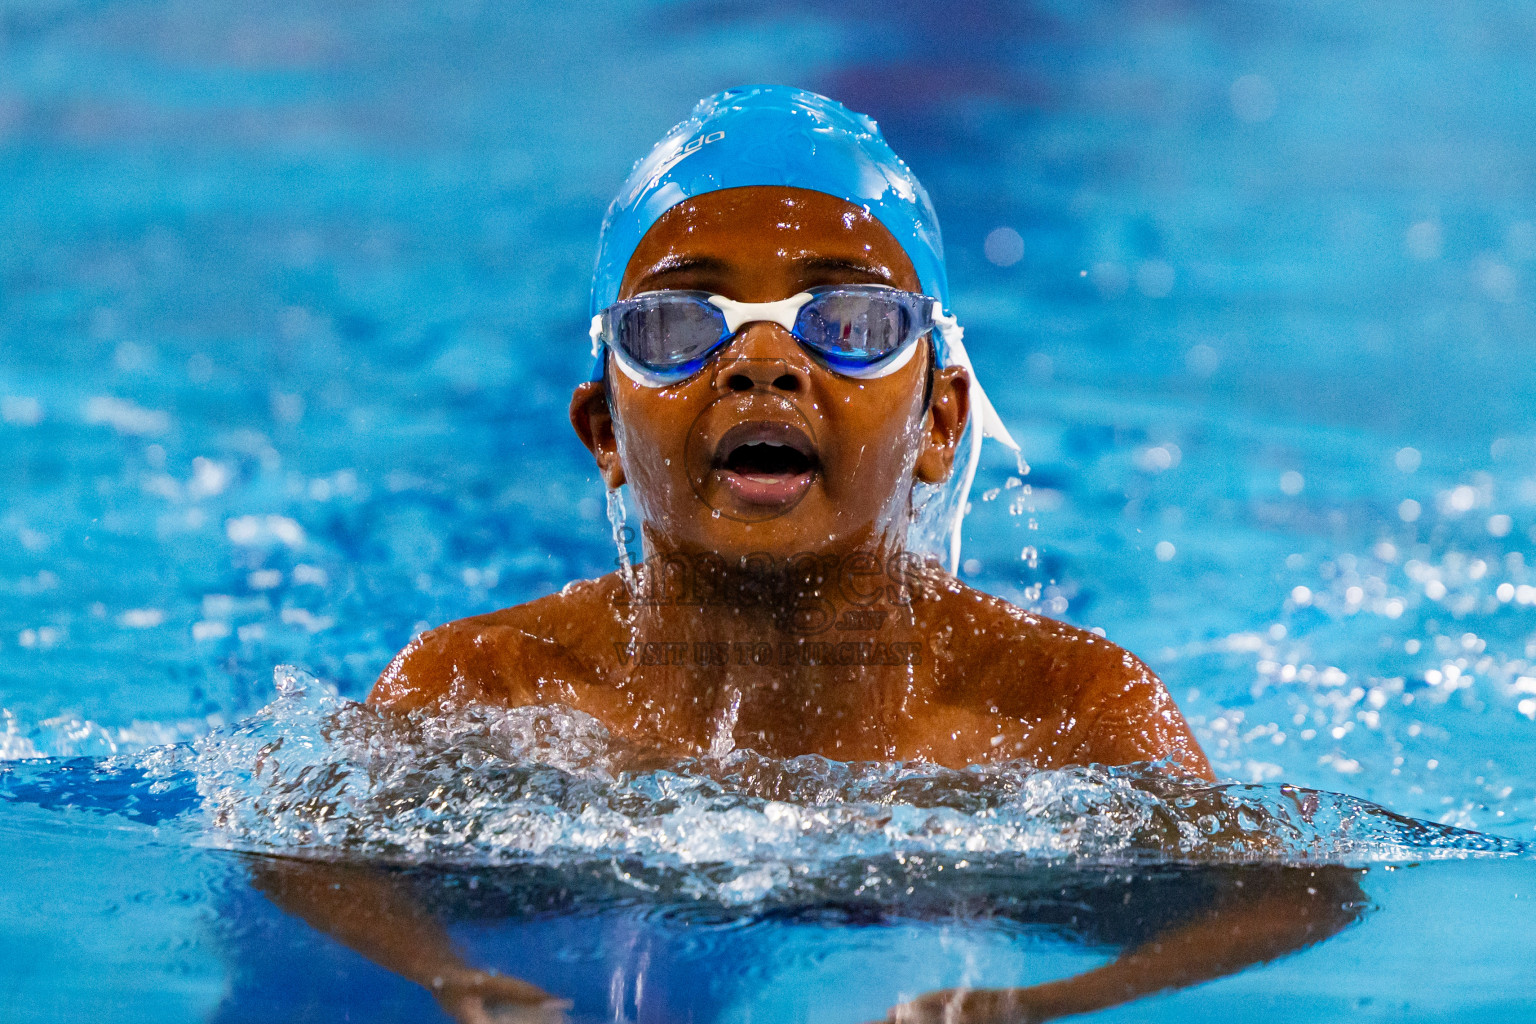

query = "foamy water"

[{"left": 7, "top": 666, "right": 1518, "bottom": 911}]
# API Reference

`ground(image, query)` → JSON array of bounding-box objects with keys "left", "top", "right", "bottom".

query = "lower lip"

[{"left": 718, "top": 469, "right": 815, "bottom": 506}]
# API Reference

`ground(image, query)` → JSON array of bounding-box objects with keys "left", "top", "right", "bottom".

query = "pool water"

[{"left": 4, "top": 0, "right": 1536, "bottom": 1020}]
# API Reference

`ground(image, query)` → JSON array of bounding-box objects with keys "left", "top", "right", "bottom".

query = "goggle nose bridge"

[{"left": 706, "top": 292, "right": 814, "bottom": 335}]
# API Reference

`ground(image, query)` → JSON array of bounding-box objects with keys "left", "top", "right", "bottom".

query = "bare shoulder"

[
  {"left": 925, "top": 581, "right": 1137, "bottom": 708},
  {"left": 368, "top": 576, "right": 621, "bottom": 711},
  {"left": 928, "top": 580, "right": 1212, "bottom": 777}
]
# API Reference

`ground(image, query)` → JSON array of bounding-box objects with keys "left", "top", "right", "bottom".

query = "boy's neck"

[{"left": 615, "top": 542, "right": 943, "bottom": 629}]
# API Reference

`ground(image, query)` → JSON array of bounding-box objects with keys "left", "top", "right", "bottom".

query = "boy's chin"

[{"left": 660, "top": 505, "right": 855, "bottom": 562}]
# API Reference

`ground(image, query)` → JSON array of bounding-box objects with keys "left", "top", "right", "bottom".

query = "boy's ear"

[
  {"left": 914, "top": 365, "right": 970, "bottom": 485},
  {"left": 569, "top": 381, "right": 626, "bottom": 488}
]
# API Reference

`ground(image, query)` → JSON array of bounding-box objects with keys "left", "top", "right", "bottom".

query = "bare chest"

[{"left": 522, "top": 642, "right": 1084, "bottom": 768}]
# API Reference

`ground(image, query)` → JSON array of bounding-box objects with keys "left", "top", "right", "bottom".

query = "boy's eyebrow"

[
  {"left": 637, "top": 255, "right": 733, "bottom": 287},
  {"left": 797, "top": 255, "right": 896, "bottom": 281}
]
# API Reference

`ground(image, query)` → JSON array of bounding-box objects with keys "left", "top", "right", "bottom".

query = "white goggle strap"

[{"left": 933, "top": 304, "right": 1019, "bottom": 575}]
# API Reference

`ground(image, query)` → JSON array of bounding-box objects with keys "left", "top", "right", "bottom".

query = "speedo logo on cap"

[{"left": 680, "top": 130, "right": 726, "bottom": 157}]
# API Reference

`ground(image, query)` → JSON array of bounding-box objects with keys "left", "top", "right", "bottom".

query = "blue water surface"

[{"left": 4, "top": 0, "right": 1536, "bottom": 1020}]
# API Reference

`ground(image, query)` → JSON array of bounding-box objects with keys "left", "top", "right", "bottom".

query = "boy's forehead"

[{"left": 620, "top": 186, "right": 920, "bottom": 293}]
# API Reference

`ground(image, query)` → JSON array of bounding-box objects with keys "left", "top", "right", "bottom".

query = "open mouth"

[
  {"left": 723, "top": 442, "right": 814, "bottom": 477},
  {"left": 712, "top": 422, "right": 819, "bottom": 506}
]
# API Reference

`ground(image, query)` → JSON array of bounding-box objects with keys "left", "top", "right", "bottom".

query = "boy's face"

[{"left": 571, "top": 186, "right": 969, "bottom": 562}]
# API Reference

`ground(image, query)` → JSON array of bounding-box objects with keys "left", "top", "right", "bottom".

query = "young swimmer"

[
  {"left": 261, "top": 87, "right": 1366, "bottom": 1024},
  {"left": 371, "top": 86, "right": 1212, "bottom": 780}
]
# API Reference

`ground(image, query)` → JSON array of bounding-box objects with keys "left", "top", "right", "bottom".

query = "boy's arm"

[
  {"left": 882, "top": 866, "right": 1366, "bottom": 1023},
  {"left": 248, "top": 856, "right": 569, "bottom": 1023}
]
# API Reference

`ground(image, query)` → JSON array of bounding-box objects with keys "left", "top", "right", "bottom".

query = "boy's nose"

[{"left": 710, "top": 324, "right": 810, "bottom": 393}]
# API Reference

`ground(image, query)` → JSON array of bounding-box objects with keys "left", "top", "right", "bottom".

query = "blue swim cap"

[
  {"left": 591, "top": 85, "right": 950, "bottom": 324},
  {"left": 589, "top": 84, "right": 1018, "bottom": 572}
]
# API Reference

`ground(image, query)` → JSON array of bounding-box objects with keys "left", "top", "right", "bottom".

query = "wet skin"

[
  {"left": 370, "top": 186, "right": 1211, "bottom": 777},
  {"left": 258, "top": 187, "right": 1366, "bottom": 1024}
]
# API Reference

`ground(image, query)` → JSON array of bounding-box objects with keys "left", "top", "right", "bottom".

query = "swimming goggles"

[{"left": 589, "top": 285, "right": 941, "bottom": 387}]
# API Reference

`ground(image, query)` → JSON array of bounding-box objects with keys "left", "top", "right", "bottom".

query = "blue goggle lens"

[{"left": 792, "top": 288, "right": 916, "bottom": 370}]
